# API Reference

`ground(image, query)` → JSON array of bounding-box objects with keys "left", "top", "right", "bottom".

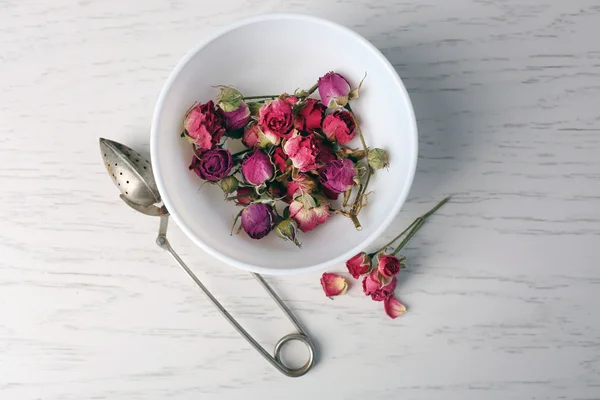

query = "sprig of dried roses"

[
  {"left": 320, "top": 196, "right": 450, "bottom": 319},
  {"left": 181, "top": 72, "right": 387, "bottom": 246}
]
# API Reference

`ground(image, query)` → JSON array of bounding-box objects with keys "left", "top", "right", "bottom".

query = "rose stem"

[
  {"left": 346, "top": 103, "right": 370, "bottom": 223},
  {"left": 350, "top": 214, "right": 362, "bottom": 231},
  {"left": 242, "top": 95, "right": 279, "bottom": 100},
  {"left": 303, "top": 82, "right": 318, "bottom": 97},
  {"left": 390, "top": 196, "right": 451, "bottom": 256}
]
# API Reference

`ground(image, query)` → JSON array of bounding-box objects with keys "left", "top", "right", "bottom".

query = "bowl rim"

[{"left": 150, "top": 13, "right": 418, "bottom": 275}]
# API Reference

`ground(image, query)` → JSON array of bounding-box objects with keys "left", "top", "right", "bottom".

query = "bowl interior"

[{"left": 151, "top": 15, "right": 417, "bottom": 274}]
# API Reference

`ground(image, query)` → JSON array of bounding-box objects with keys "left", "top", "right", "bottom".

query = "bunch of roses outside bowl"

[{"left": 181, "top": 71, "right": 387, "bottom": 245}]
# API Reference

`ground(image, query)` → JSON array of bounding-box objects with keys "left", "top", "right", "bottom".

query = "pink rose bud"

[
  {"left": 362, "top": 270, "right": 397, "bottom": 302},
  {"left": 241, "top": 150, "right": 274, "bottom": 186},
  {"left": 283, "top": 134, "right": 320, "bottom": 172},
  {"left": 346, "top": 252, "right": 372, "bottom": 279},
  {"left": 294, "top": 98, "right": 326, "bottom": 134},
  {"left": 320, "top": 272, "right": 348, "bottom": 297},
  {"left": 376, "top": 253, "right": 402, "bottom": 278},
  {"left": 272, "top": 147, "right": 289, "bottom": 173},
  {"left": 318, "top": 158, "right": 357, "bottom": 194},
  {"left": 287, "top": 173, "right": 318, "bottom": 200},
  {"left": 234, "top": 187, "right": 257, "bottom": 205},
  {"left": 384, "top": 296, "right": 407, "bottom": 319},
  {"left": 321, "top": 110, "right": 357, "bottom": 145},
  {"left": 222, "top": 102, "right": 251, "bottom": 131},
  {"left": 318, "top": 72, "right": 351, "bottom": 108},
  {"left": 289, "top": 194, "right": 331, "bottom": 232},
  {"left": 243, "top": 122, "right": 279, "bottom": 148},
  {"left": 184, "top": 101, "right": 226, "bottom": 150},
  {"left": 258, "top": 98, "right": 294, "bottom": 139},
  {"left": 241, "top": 203, "right": 275, "bottom": 240},
  {"left": 189, "top": 148, "right": 233, "bottom": 182}
]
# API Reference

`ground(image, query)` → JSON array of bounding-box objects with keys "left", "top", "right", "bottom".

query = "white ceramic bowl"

[{"left": 151, "top": 14, "right": 417, "bottom": 275}]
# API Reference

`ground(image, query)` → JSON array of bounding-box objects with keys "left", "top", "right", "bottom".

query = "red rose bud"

[
  {"left": 318, "top": 72, "right": 351, "bottom": 109},
  {"left": 367, "top": 148, "right": 389, "bottom": 170},
  {"left": 294, "top": 98, "right": 326, "bottom": 134},
  {"left": 222, "top": 102, "right": 251, "bottom": 131},
  {"left": 275, "top": 218, "right": 301, "bottom": 247},
  {"left": 321, "top": 185, "right": 339, "bottom": 201},
  {"left": 234, "top": 187, "right": 256, "bottom": 205},
  {"left": 241, "top": 203, "right": 275, "bottom": 240},
  {"left": 289, "top": 194, "right": 330, "bottom": 232},
  {"left": 283, "top": 133, "right": 319, "bottom": 172},
  {"left": 272, "top": 147, "right": 289, "bottom": 173},
  {"left": 189, "top": 148, "right": 233, "bottom": 182},
  {"left": 241, "top": 150, "right": 274, "bottom": 186},
  {"left": 320, "top": 272, "right": 348, "bottom": 297},
  {"left": 318, "top": 158, "right": 357, "bottom": 194},
  {"left": 346, "top": 252, "right": 372, "bottom": 279},
  {"left": 258, "top": 98, "right": 294, "bottom": 139},
  {"left": 384, "top": 296, "right": 407, "bottom": 319},
  {"left": 362, "top": 270, "right": 397, "bottom": 301},
  {"left": 184, "top": 101, "right": 226, "bottom": 150},
  {"left": 376, "top": 253, "right": 401, "bottom": 278},
  {"left": 287, "top": 173, "right": 318, "bottom": 199},
  {"left": 216, "top": 86, "right": 243, "bottom": 112},
  {"left": 243, "top": 122, "right": 278, "bottom": 148},
  {"left": 322, "top": 110, "right": 357, "bottom": 145},
  {"left": 220, "top": 175, "right": 238, "bottom": 194}
]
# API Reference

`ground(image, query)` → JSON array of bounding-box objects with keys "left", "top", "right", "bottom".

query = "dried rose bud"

[
  {"left": 258, "top": 98, "right": 294, "bottom": 139},
  {"left": 318, "top": 158, "right": 357, "bottom": 194},
  {"left": 376, "top": 253, "right": 401, "bottom": 279},
  {"left": 241, "top": 203, "right": 275, "bottom": 240},
  {"left": 346, "top": 252, "right": 372, "bottom": 279},
  {"left": 289, "top": 194, "right": 331, "bottom": 232},
  {"left": 384, "top": 296, "right": 406, "bottom": 319},
  {"left": 241, "top": 150, "right": 274, "bottom": 186},
  {"left": 283, "top": 133, "right": 320, "bottom": 172},
  {"left": 294, "top": 98, "right": 326, "bottom": 134},
  {"left": 320, "top": 273, "right": 348, "bottom": 297},
  {"left": 234, "top": 187, "right": 257, "bottom": 205},
  {"left": 318, "top": 72, "right": 351, "bottom": 109},
  {"left": 222, "top": 102, "right": 251, "bottom": 131},
  {"left": 362, "top": 270, "right": 397, "bottom": 301},
  {"left": 272, "top": 147, "right": 289, "bottom": 173},
  {"left": 243, "top": 122, "right": 278, "bottom": 148},
  {"left": 367, "top": 148, "right": 389, "bottom": 170},
  {"left": 280, "top": 93, "right": 299, "bottom": 107},
  {"left": 189, "top": 148, "right": 233, "bottom": 182},
  {"left": 321, "top": 110, "right": 356, "bottom": 145},
  {"left": 275, "top": 219, "right": 301, "bottom": 247},
  {"left": 216, "top": 86, "right": 243, "bottom": 112},
  {"left": 184, "top": 101, "right": 226, "bottom": 150},
  {"left": 287, "top": 174, "right": 318, "bottom": 200},
  {"left": 220, "top": 175, "right": 238, "bottom": 194}
]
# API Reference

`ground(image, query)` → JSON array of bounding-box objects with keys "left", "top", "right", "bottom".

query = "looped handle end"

[{"left": 273, "top": 333, "right": 315, "bottom": 378}]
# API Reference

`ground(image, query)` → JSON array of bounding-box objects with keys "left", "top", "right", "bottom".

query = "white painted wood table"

[{"left": 2, "top": 1, "right": 600, "bottom": 399}]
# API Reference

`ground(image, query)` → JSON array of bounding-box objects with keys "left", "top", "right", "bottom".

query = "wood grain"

[{"left": 1, "top": 0, "right": 600, "bottom": 399}]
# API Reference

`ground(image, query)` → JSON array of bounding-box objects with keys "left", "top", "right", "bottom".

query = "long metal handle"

[{"left": 156, "top": 216, "right": 315, "bottom": 378}]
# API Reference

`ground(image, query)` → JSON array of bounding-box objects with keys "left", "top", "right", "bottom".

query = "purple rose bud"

[
  {"left": 223, "top": 102, "right": 251, "bottom": 131},
  {"left": 318, "top": 158, "right": 357, "bottom": 193},
  {"left": 189, "top": 148, "right": 233, "bottom": 182},
  {"left": 241, "top": 150, "right": 274, "bottom": 186},
  {"left": 241, "top": 203, "right": 275, "bottom": 239},
  {"left": 318, "top": 72, "right": 351, "bottom": 108}
]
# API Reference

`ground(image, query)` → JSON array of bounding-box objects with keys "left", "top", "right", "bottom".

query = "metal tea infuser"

[{"left": 99, "top": 138, "right": 315, "bottom": 377}]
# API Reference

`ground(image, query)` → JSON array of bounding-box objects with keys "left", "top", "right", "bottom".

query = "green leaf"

[
  {"left": 247, "top": 102, "right": 262, "bottom": 116},
  {"left": 283, "top": 206, "right": 290, "bottom": 219}
]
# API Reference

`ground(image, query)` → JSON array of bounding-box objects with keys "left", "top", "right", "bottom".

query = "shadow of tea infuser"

[{"left": 99, "top": 137, "right": 315, "bottom": 377}]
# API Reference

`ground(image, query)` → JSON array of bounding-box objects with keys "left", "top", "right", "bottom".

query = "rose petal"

[
  {"left": 384, "top": 296, "right": 406, "bottom": 319},
  {"left": 320, "top": 273, "right": 348, "bottom": 297}
]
